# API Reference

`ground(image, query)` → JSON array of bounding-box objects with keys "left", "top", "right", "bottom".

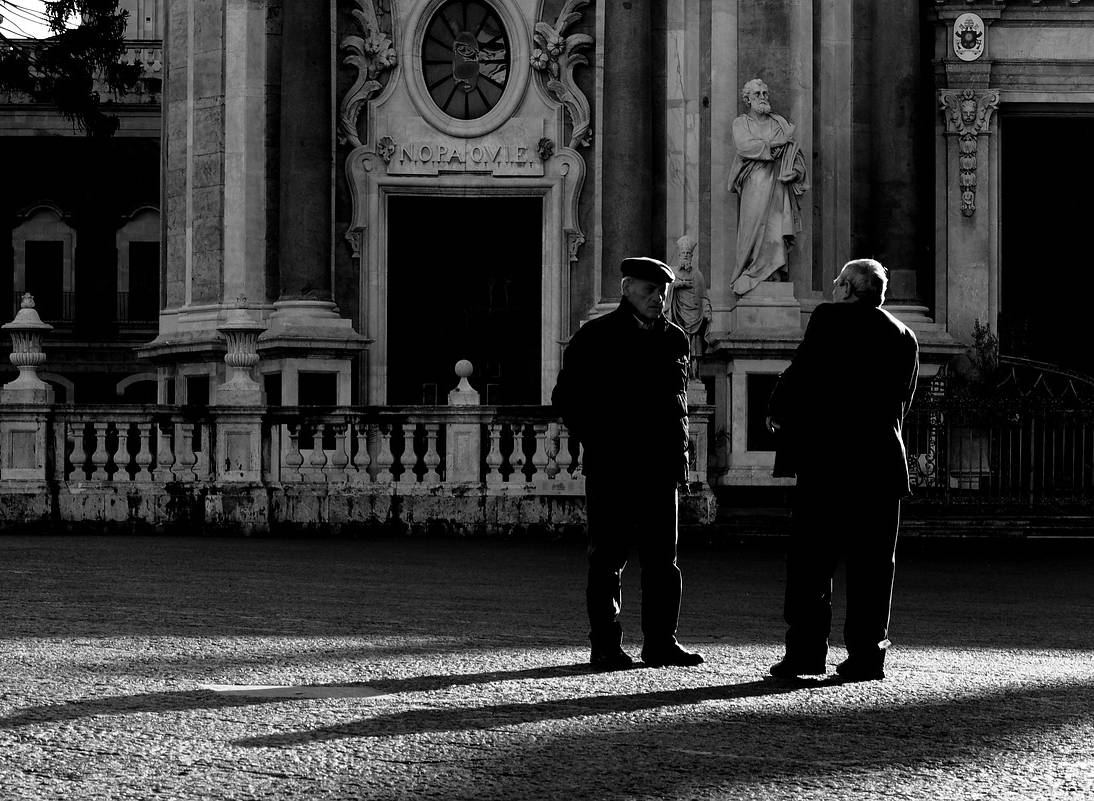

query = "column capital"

[{"left": 939, "top": 87, "right": 1000, "bottom": 136}]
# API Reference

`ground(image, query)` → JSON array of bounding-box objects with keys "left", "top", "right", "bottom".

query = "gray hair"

[
  {"left": 840, "top": 258, "right": 888, "bottom": 306},
  {"left": 741, "top": 78, "right": 767, "bottom": 104}
]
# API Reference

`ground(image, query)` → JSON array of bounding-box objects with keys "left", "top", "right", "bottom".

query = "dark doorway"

[
  {"left": 1001, "top": 116, "right": 1094, "bottom": 377},
  {"left": 386, "top": 196, "right": 542, "bottom": 405}
]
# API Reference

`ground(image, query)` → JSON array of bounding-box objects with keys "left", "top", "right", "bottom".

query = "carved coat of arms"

[{"left": 953, "top": 13, "right": 985, "bottom": 62}]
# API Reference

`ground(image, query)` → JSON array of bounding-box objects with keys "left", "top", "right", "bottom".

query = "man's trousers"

[
  {"left": 783, "top": 480, "right": 902, "bottom": 666},
  {"left": 584, "top": 477, "right": 682, "bottom": 652}
]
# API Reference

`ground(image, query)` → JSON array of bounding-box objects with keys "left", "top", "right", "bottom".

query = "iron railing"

[{"left": 903, "top": 359, "right": 1094, "bottom": 510}]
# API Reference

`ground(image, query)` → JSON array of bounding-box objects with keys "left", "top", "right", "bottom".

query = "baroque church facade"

[{"left": 2, "top": 0, "right": 1093, "bottom": 530}]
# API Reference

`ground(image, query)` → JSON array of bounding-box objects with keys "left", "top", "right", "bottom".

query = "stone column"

[
  {"left": 140, "top": 0, "right": 271, "bottom": 389},
  {"left": 258, "top": 0, "right": 368, "bottom": 402},
  {"left": 595, "top": 1, "right": 653, "bottom": 308}
]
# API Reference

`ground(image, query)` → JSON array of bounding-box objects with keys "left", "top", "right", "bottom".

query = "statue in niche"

[
  {"left": 727, "top": 78, "right": 808, "bottom": 296},
  {"left": 667, "top": 235, "right": 713, "bottom": 380}
]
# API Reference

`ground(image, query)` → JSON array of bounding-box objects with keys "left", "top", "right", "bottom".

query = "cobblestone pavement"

[{"left": 0, "top": 535, "right": 1091, "bottom": 800}]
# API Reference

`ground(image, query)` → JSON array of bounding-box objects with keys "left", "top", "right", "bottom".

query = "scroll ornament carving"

[
  {"left": 940, "top": 88, "right": 1000, "bottom": 217},
  {"left": 338, "top": 0, "right": 398, "bottom": 149},
  {"left": 531, "top": 0, "right": 594, "bottom": 148}
]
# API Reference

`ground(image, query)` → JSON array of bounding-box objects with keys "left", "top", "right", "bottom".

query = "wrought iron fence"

[{"left": 903, "top": 359, "right": 1094, "bottom": 509}]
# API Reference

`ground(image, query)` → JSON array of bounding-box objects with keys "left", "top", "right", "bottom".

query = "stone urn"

[{"left": 2, "top": 293, "right": 54, "bottom": 404}]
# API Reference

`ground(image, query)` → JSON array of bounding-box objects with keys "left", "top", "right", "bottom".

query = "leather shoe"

[
  {"left": 590, "top": 647, "right": 635, "bottom": 671},
  {"left": 641, "top": 643, "right": 704, "bottom": 668},
  {"left": 836, "top": 658, "right": 885, "bottom": 682},
  {"left": 769, "top": 656, "right": 826, "bottom": 679}
]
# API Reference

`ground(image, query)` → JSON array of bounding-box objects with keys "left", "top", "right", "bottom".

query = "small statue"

[
  {"left": 727, "top": 78, "right": 808, "bottom": 296},
  {"left": 666, "top": 235, "right": 713, "bottom": 380}
]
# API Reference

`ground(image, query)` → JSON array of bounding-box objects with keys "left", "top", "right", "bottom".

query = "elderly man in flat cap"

[{"left": 552, "top": 257, "right": 704, "bottom": 670}]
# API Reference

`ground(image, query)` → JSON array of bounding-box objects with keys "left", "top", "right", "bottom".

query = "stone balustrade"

[{"left": 0, "top": 401, "right": 716, "bottom": 534}]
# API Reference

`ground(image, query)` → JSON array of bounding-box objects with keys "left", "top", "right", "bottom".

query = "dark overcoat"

[
  {"left": 551, "top": 301, "right": 690, "bottom": 485},
  {"left": 768, "top": 301, "right": 920, "bottom": 497}
]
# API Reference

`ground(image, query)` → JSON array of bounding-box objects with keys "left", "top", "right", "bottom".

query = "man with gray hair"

[{"left": 765, "top": 258, "right": 919, "bottom": 681}]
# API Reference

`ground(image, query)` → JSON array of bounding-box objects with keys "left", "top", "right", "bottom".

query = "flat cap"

[{"left": 621, "top": 256, "right": 674, "bottom": 284}]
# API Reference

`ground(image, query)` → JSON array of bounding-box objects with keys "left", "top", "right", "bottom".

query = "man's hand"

[{"left": 766, "top": 415, "right": 781, "bottom": 433}]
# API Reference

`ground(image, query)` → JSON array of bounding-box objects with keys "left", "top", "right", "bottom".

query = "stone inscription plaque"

[{"left": 381, "top": 117, "right": 547, "bottom": 177}]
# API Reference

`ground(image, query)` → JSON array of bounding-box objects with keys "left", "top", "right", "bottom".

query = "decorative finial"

[{"left": 20, "top": 293, "right": 34, "bottom": 310}]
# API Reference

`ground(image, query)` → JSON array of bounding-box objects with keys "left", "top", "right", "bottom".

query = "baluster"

[
  {"left": 398, "top": 423, "right": 419, "bottom": 485},
  {"left": 327, "top": 422, "right": 349, "bottom": 482},
  {"left": 90, "top": 422, "right": 110, "bottom": 481},
  {"left": 305, "top": 422, "right": 329, "bottom": 482},
  {"left": 351, "top": 420, "right": 372, "bottom": 483},
  {"left": 530, "top": 423, "right": 549, "bottom": 485},
  {"left": 375, "top": 423, "right": 395, "bottom": 484},
  {"left": 134, "top": 422, "right": 153, "bottom": 482},
  {"left": 545, "top": 422, "right": 560, "bottom": 480},
  {"left": 283, "top": 423, "right": 304, "bottom": 482},
  {"left": 194, "top": 422, "right": 210, "bottom": 480},
  {"left": 557, "top": 425, "right": 572, "bottom": 478},
  {"left": 114, "top": 423, "right": 132, "bottom": 483},
  {"left": 485, "top": 422, "right": 504, "bottom": 486},
  {"left": 423, "top": 422, "right": 442, "bottom": 484},
  {"left": 507, "top": 423, "right": 525, "bottom": 485},
  {"left": 153, "top": 421, "right": 175, "bottom": 482},
  {"left": 68, "top": 419, "right": 88, "bottom": 481},
  {"left": 174, "top": 422, "right": 198, "bottom": 482}
]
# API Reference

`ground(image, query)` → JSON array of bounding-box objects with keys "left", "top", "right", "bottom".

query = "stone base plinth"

[
  {"left": 728, "top": 282, "right": 802, "bottom": 334},
  {"left": 257, "top": 300, "right": 370, "bottom": 356}
]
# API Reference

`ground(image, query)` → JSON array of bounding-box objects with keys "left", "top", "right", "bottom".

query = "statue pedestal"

[{"left": 728, "top": 282, "right": 801, "bottom": 334}]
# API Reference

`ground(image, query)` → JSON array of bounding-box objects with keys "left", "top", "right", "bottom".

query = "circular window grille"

[{"left": 421, "top": 0, "right": 510, "bottom": 121}]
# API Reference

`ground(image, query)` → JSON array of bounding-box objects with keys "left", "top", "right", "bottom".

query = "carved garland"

[
  {"left": 531, "top": 0, "right": 594, "bottom": 148},
  {"left": 338, "top": 0, "right": 398, "bottom": 148},
  {"left": 939, "top": 88, "right": 1000, "bottom": 217}
]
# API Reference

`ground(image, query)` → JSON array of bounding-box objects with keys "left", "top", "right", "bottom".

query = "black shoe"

[
  {"left": 641, "top": 643, "right": 705, "bottom": 668},
  {"left": 836, "top": 658, "right": 885, "bottom": 682},
  {"left": 590, "top": 647, "right": 635, "bottom": 671},
  {"left": 769, "top": 656, "right": 827, "bottom": 679}
]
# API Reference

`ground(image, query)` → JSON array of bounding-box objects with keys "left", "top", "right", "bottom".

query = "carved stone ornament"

[
  {"left": 940, "top": 88, "right": 1000, "bottom": 217},
  {"left": 531, "top": 0, "right": 594, "bottom": 148},
  {"left": 953, "top": 13, "right": 985, "bottom": 62},
  {"left": 339, "top": 0, "right": 398, "bottom": 148},
  {"left": 536, "top": 137, "right": 555, "bottom": 162},
  {"left": 376, "top": 135, "right": 396, "bottom": 163}
]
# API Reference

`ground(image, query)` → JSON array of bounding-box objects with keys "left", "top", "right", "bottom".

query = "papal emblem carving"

[{"left": 953, "top": 13, "right": 985, "bottom": 62}]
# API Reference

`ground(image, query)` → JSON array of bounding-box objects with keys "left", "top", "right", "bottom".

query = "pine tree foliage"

[{"left": 0, "top": 1, "right": 141, "bottom": 136}]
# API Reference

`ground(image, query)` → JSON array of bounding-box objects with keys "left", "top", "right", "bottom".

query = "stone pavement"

[{"left": 0, "top": 534, "right": 1091, "bottom": 800}]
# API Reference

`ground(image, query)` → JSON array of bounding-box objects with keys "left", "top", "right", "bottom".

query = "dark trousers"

[
  {"left": 584, "top": 477, "right": 682, "bottom": 652},
  {"left": 784, "top": 480, "right": 902, "bottom": 665}
]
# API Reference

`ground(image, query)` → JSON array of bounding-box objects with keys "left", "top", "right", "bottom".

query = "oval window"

[{"left": 421, "top": 0, "right": 510, "bottom": 121}]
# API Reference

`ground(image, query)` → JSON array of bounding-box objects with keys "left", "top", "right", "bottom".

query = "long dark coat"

[
  {"left": 768, "top": 301, "right": 920, "bottom": 497},
  {"left": 551, "top": 301, "right": 690, "bottom": 485}
]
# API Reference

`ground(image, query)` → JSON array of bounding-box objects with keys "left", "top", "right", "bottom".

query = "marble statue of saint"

[
  {"left": 667, "top": 235, "right": 713, "bottom": 380},
  {"left": 727, "top": 78, "right": 808, "bottom": 296}
]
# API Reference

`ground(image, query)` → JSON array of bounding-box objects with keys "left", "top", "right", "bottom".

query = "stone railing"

[
  {"left": 0, "top": 401, "right": 716, "bottom": 533},
  {"left": 0, "top": 303, "right": 716, "bottom": 533}
]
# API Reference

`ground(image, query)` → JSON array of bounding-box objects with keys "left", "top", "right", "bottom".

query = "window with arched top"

[
  {"left": 11, "top": 204, "right": 76, "bottom": 323},
  {"left": 116, "top": 206, "right": 160, "bottom": 324}
]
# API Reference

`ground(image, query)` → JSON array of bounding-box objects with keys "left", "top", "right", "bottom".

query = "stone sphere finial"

[
  {"left": 20, "top": 293, "right": 35, "bottom": 310},
  {"left": 449, "top": 359, "right": 479, "bottom": 406}
]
